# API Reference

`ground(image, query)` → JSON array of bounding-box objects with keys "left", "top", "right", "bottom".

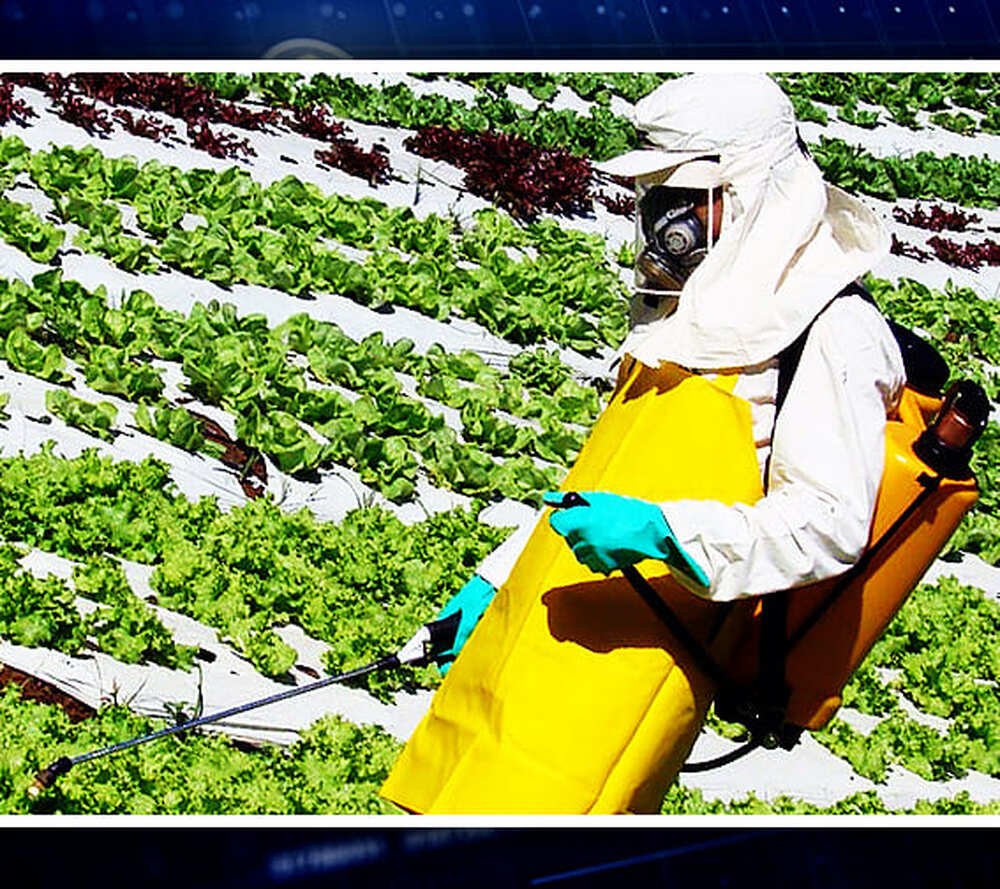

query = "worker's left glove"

[
  {"left": 434, "top": 574, "right": 497, "bottom": 675},
  {"left": 543, "top": 491, "right": 709, "bottom": 586}
]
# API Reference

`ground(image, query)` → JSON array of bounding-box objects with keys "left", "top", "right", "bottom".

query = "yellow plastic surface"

[
  {"left": 728, "top": 386, "right": 979, "bottom": 730},
  {"left": 381, "top": 362, "right": 764, "bottom": 814}
]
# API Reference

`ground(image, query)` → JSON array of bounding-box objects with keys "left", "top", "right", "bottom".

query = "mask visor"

[{"left": 633, "top": 177, "right": 717, "bottom": 301}]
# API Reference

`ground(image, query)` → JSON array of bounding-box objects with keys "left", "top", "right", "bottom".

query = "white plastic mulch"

[
  {"left": 683, "top": 718, "right": 1000, "bottom": 810},
  {"left": 5, "top": 547, "right": 432, "bottom": 745},
  {"left": 2, "top": 72, "right": 1000, "bottom": 812}
]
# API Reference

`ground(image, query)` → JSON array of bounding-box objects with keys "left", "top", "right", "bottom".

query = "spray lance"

[{"left": 29, "top": 611, "right": 461, "bottom": 795}]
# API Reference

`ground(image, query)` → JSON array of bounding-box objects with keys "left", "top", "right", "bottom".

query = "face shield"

[
  {"left": 635, "top": 182, "right": 716, "bottom": 302},
  {"left": 616, "top": 157, "right": 724, "bottom": 306}
]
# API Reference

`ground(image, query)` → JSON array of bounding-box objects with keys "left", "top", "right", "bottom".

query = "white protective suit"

[{"left": 479, "top": 73, "right": 906, "bottom": 602}]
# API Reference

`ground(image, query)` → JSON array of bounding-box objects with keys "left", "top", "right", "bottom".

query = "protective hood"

[{"left": 602, "top": 73, "right": 890, "bottom": 370}]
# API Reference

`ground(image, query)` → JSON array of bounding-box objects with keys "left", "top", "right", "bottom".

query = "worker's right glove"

[
  {"left": 543, "top": 490, "right": 710, "bottom": 587},
  {"left": 435, "top": 574, "right": 497, "bottom": 674}
]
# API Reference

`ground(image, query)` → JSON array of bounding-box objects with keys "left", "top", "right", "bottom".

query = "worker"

[{"left": 381, "top": 72, "right": 906, "bottom": 814}]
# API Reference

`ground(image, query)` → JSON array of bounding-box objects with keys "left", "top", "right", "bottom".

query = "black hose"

[
  {"left": 620, "top": 565, "right": 732, "bottom": 688},
  {"left": 681, "top": 737, "right": 763, "bottom": 773}
]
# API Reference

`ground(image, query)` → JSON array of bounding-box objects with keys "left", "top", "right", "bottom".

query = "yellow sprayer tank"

[{"left": 728, "top": 385, "right": 979, "bottom": 731}]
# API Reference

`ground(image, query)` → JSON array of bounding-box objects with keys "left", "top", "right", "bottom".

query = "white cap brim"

[{"left": 594, "top": 150, "right": 723, "bottom": 187}]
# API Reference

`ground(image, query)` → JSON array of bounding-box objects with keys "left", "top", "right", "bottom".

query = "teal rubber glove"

[
  {"left": 435, "top": 575, "right": 497, "bottom": 674},
  {"left": 543, "top": 491, "right": 710, "bottom": 586}
]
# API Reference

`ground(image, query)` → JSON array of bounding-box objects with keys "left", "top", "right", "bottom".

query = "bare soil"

[{"left": 0, "top": 663, "right": 95, "bottom": 722}]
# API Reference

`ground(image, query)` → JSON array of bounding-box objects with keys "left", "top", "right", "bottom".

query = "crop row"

[
  {"left": 810, "top": 136, "right": 1000, "bottom": 208},
  {"left": 0, "top": 683, "right": 402, "bottom": 814},
  {"left": 0, "top": 444, "right": 507, "bottom": 686},
  {"left": 0, "top": 267, "right": 589, "bottom": 503},
  {"left": 213, "top": 74, "right": 1000, "bottom": 210},
  {"left": 416, "top": 72, "right": 671, "bottom": 106},
  {"left": 2, "top": 73, "right": 392, "bottom": 179},
  {"left": 431, "top": 71, "right": 1000, "bottom": 136},
  {"left": 775, "top": 73, "right": 1000, "bottom": 135},
  {"left": 0, "top": 545, "right": 195, "bottom": 670},
  {"left": 191, "top": 72, "right": 639, "bottom": 164},
  {"left": 891, "top": 231, "right": 1000, "bottom": 271},
  {"left": 0, "top": 135, "right": 629, "bottom": 351},
  {"left": 660, "top": 781, "right": 1000, "bottom": 815}
]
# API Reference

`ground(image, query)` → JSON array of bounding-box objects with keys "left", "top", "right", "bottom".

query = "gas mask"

[{"left": 634, "top": 183, "right": 717, "bottom": 303}]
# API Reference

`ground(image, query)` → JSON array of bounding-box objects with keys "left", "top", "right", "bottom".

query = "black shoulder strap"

[
  {"left": 775, "top": 280, "right": 949, "bottom": 422},
  {"left": 774, "top": 281, "right": 875, "bottom": 420},
  {"left": 766, "top": 281, "right": 875, "bottom": 494},
  {"left": 755, "top": 282, "right": 876, "bottom": 734}
]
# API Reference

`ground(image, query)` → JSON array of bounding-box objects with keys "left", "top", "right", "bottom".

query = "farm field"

[{"left": 1, "top": 70, "right": 999, "bottom": 815}]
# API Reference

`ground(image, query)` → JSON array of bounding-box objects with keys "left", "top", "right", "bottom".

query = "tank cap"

[{"left": 913, "top": 380, "right": 990, "bottom": 479}]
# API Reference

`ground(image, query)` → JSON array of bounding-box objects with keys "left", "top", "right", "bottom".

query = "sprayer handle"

[
  {"left": 395, "top": 612, "right": 462, "bottom": 666},
  {"left": 425, "top": 611, "right": 462, "bottom": 659},
  {"left": 551, "top": 492, "right": 590, "bottom": 509}
]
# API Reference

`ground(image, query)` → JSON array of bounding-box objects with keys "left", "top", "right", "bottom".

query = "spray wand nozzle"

[{"left": 29, "top": 756, "right": 73, "bottom": 797}]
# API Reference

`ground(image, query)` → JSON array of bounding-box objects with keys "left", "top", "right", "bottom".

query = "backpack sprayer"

[
  {"left": 561, "top": 373, "right": 990, "bottom": 772},
  {"left": 29, "top": 612, "right": 461, "bottom": 795}
]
